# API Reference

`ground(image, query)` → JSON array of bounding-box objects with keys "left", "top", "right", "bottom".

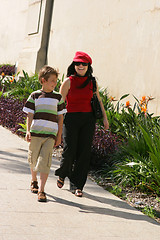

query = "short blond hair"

[{"left": 38, "top": 65, "right": 59, "bottom": 84}]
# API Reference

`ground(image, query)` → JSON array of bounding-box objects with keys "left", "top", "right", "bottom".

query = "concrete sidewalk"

[{"left": 0, "top": 125, "right": 160, "bottom": 240}]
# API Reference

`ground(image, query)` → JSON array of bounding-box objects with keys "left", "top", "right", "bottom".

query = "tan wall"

[
  {"left": 18, "top": 0, "right": 47, "bottom": 74},
  {"left": 0, "top": 0, "right": 160, "bottom": 114},
  {"left": 48, "top": 0, "right": 160, "bottom": 115},
  {"left": 0, "top": 0, "right": 46, "bottom": 74},
  {"left": 0, "top": 0, "right": 28, "bottom": 64}
]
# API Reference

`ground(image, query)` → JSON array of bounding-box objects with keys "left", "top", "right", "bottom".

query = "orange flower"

[
  {"left": 141, "top": 108, "right": 147, "bottom": 113},
  {"left": 140, "top": 100, "right": 143, "bottom": 105},
  {"left": 110, "top": 96, "right": 117, "bottom": 102},
  {"left": 126, "top": 101, "right": 131, "bottom": 108},
  {"left": 142, "top": 96, "right": 146, "bottom": 101},
  {"left": 10, "top": 79, "right": 14, "bottom": 83},
  {"left": 1, "top": 72, "right": 5, "bottom": 77},
  {"left": 141, "top": 104, "right": 147, "bottom": 113}
]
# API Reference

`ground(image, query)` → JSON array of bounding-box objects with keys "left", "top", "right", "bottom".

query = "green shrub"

[
  {"left": 2, "top": 70, "right": 62, "bottom": 100},
  {"left": 0, "top": 64, "right": 15, "bottom": 76},
  {"left": 112, "top": 125, "right": 160, "bottom": 194}
]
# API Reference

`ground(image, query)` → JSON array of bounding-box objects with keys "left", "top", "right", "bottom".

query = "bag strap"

[{"left": 92, "top": 77, "right": 97, "bottom": 93}]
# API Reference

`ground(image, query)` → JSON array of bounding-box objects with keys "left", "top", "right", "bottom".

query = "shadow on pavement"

[
  {"left": 0, "top": 149, "right": 30, "bottom": 174},
  {"left": 0, "top": 149, "right": 27, "bottom": 159},
  {"left": 47, "top": 193, "right": 159, "bottom": 225},
  {"left": 0, "top": 149, "right": 58, "bottom": 175},
  {"left": 84, "top": 192, "right": 137, "bottom": 211}
]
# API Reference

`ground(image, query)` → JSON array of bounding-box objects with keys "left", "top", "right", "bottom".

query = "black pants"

[{"left": 55, "top": 112, "right": 95, "bottom": 190}]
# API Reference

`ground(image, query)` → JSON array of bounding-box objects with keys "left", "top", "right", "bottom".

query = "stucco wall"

[
  {"left": 0, "top": 0, "right": 46, "bottom": 74},
  {"left": 0, "top": 0, "right": 160, "bottom": 114},
  {"left": 48, "top": 0, "right": 160, "bottom": 115},
  {"left": 0, "top": 0, "right": 28, "bottom": 64},
  {"left": 18, "top": 0, "right": 47, "bottom": 74}
]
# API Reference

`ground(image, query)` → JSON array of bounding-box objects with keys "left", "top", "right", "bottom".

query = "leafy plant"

[
  {"left": 141, "top": 206, "right": 157, "bottom": 219},
  {"left": 18, "top": 121, "right": 27, "bottom": 133},
  {"left": 90, "top": 124, "right": 122, "bottom": 169},
  {"left": 110, "top": 185, "right": 125, "bottom": 199},
  {"left": 99, "top": 87, "right": 114, "bottom": 112},
  {"left": 3, "top": 70, "right": 63, "bottom": 100},
  {"left": 98, "top": 90, "right": 160, "bottom": 141},
  {"left": 112, "top": 125, "right": 160, "bottom": 194},
  {"left": 0, "top": 95, "right": 26, "bottom": 136},
  {"left": 3, "top": 71, "right": 41, "bottom": 100},
  {"left": 0, "top": 64, "right": 15, "bottom": 76},
  {"left": 156, "top": 197, "right": 160, "bottom": 203}
]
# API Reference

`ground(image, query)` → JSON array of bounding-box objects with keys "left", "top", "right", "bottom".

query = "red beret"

[{"left": 73, "top": 51, "right": 92, "bottom": 64}]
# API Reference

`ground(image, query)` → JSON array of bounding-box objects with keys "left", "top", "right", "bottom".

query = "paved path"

[{"left": 0, "top": 126, "right": 160, "bottom": 240}]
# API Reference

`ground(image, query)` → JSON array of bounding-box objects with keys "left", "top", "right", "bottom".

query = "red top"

[{"left": 66, "top": 75, "right": 93, "bottom": 112}]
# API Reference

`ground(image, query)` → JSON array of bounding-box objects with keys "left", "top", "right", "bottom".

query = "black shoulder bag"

[{"left": 91, "top": 77, "right": 103, "bottom": 119}]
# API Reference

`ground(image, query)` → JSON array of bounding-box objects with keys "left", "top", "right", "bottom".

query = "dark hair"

[
  {"left": 38, "top": 65, "right": 59, "bottom": 84},
  {"left": 66, "top": 62, "right": 93, "bottom": 88}
]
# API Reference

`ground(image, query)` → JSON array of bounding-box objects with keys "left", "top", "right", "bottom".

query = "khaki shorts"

[{"left": 28, "top": 136, "right": 55, "bottom": 174}]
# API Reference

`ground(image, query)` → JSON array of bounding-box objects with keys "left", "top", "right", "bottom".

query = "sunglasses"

[{"left": 74, "top": 62, "right": 88, "bottom": 66}]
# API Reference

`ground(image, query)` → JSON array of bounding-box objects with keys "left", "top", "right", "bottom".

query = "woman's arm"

[
  {"left": 95, "top": 82, "right": 109, "bottom": 130},
  {"left": 60, "top": 78, "right": 70, "bottom": 101}
]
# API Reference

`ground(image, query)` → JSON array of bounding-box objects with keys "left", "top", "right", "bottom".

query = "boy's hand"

[
  {"left": 25, "top": 132, "right": 31, "bottom": 142},
  {"left": 54, "top": 134, "right": 61, "bottom": 147}
]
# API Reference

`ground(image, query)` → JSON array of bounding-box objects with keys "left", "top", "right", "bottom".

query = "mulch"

[{"left": 89, "top": 171, "right": 160, "bottom": 224}]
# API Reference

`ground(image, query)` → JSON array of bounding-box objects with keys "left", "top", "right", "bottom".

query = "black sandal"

[
  {"left": 57, "top": 177, "right": 64, "bottom": 188},
  {"left": 75, "top": 189, "right": 83, "bottom": 197}
]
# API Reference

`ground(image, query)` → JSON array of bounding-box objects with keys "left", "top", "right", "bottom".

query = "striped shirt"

[{"left": 23, "top": 90, "right": 66, "bottom": 139}]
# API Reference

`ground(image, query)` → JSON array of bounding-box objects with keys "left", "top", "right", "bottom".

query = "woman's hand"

[{"left": 103, "top": 118, "right": 109, "bottom": 130}]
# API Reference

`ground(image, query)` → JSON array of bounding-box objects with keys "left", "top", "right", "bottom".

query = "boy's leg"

[
  {"left": 35, "top": 137, "right": 55, "bottom": 177},
  {"left": 37, "top": 172, "right": 48, "bottom": 202},
  {"left": 28, "top": 137, "right": 42, "bottom": 193},
  {"left": 36, "top": 138, "right": 55, "bottom": 202},
  {"left": 30, "top": 168, "right": 37, "bottom": 182},
  {"left": 39, "top": 172, "right": 48, "bottom": 192},
  {"left": 30, "top": 169, "right": 39, "bottom": 193}
]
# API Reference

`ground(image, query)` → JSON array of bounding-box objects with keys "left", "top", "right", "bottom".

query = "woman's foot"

[
  {"left": 70, "top": 182, "right": 77, "bottom": 194},
  {"left": 75, "top": 189, "right": 83, "bottom": 197},
  {"left": 57, "top": 177, "right": 64, "bottom": 188}
]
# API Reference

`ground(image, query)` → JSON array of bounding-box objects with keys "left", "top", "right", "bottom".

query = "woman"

[{"left": 55, "top": 51, "right": 109, "bottom": 197}]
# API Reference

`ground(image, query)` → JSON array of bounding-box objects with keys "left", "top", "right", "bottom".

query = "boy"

[{"left": 23, "top": 65, "right": 66, "bottom": 202}]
